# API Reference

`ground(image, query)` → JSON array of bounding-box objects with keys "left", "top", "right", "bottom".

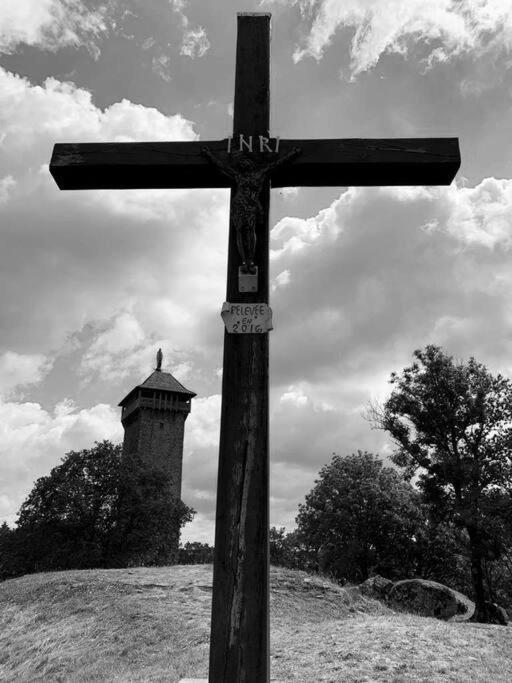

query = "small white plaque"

[{"left": 221, "top": 302, "right": 273, "bottom": 333}]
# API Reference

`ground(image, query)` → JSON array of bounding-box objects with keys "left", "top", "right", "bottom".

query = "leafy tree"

[
  {"left": 478, "top": 488, "right": 512, "bottom": 610},
  {"left": 178, "top": 541, "right": 214, "bottom": 565},
  {"left": 15, "top": 441, "right": 122, "bottom": 572},
  {"left": 295, "top": 451, "right": 423, "bottom": 583},
  {"left": 103, "top": 452, "right": 195, "bottom": 567},
  {"left": 8, "top": 441, "right": 196, "bottom": 575},
  {"left": 0, "top": 522, "right": 17, "bottom": 581},
  {"left": 269, "top": 526, "right": 297, "bottom": 569},
  {"left": 269, "top": 526, "right": 319, "bottom": 573},
  {"left": 411, "top": 513, "right": 471, "bottom": 593},
  {"left": 372, "top": 345, "right": 512, "bottom": 622},
  {"left": 269, "top": 526, "right": 290, "bottom": 567}
]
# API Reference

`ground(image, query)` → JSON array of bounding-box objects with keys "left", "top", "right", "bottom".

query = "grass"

[{"left": 0, "top": 564, "right": 510, "bottom": 682}]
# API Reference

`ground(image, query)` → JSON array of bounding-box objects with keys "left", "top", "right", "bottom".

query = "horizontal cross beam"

[{"left": 49, "top": 138, "right": 460, "bottom": 190}]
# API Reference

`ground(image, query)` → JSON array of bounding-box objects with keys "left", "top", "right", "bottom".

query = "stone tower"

[{"left": 118, "top": 349, "right": 196, "bottom": 501}]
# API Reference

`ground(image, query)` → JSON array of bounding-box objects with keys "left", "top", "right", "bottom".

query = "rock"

[
  {"left": 359, "top": 575, "right": 394, "bottom": 601},
  {"left": 447, "top": 589, "right": 476, "bottom": 623},
  {"left": 388, "top": 579, "right": 475, "bottom": 621}
]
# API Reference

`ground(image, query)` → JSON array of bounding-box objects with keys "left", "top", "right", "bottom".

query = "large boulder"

[
  {"left": 359, "top": 575, "right": 394, "bottom": 601},
  {"left": 388, "top": 579, "right": 475, "bottom": 621}
]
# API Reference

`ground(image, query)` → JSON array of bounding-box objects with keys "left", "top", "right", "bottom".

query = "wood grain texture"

[
  {"left": 49, "top": 138, "right": 460, "bottom": 189},
  {"left": 208, "top": 14, "right": 271, "bottom": 683}
]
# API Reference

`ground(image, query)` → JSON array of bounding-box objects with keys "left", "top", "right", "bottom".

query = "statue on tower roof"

[{"left": 156, "top": 348, "right": 163, "bottom": 371}]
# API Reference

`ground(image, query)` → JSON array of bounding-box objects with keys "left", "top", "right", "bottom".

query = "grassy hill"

[{"left": 1, "top": 564, "right": 511, "bottom": 682}]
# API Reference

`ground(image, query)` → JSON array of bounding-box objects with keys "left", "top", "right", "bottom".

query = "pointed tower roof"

[
  {"left": 141, "top": 369, "right": 196, "bottom": 395},
  {"left": 118, "top": 349, "right": 196, "bottom": 406}
]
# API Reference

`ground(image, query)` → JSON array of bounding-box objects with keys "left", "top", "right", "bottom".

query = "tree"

[
  {"left": 478, "top": 488, "right": 512, "bottom": 610},
  {"left": 108, "top": 452, "right": 195, "bottom": 567},
  {"left": 15, "top": 441, "right": 122, "bottom": 572},
  {"left": 411, "top": 510, "right": 471, "bottom": 593},
  {"left": 0, "top": 522, "right": 16, "bottom": 581},
  {"left": 295, "top": 451, "right": 423, "bottom": 583},
  {"left": 178, "top": 541, "right": 214, "bottom": 565},
  {"left": 372, "top": 345, "right": 512, "bottom": 622},
  {"left": 268, "top": 526, "right": 319, "bottom": 573},
  {"left": 9, "top": 441, "right": 196, "bottom": 575},
  {"left": 269, "top": 526, "right": 290, "bottom": 567}
]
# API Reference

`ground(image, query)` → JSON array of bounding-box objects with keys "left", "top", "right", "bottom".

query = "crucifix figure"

[
  {"left": 50, "top": 12, "right": 460, "bottom": 683},
  {"left": 201, "top": 146, "right": 302, "bottom": 273}
]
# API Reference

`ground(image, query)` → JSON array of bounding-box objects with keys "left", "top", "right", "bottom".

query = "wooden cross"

[{"left": 50, "top": 12, "right": 460, "bottom": 683}]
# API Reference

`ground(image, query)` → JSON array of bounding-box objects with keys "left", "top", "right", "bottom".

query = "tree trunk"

[
  {"left": 483, "top": 557, "right": 496, "bottom": 603},
  {"left": 359, "top": 547, "right": 369, "bottom": 581},
  {"left": 467, "top": 524, "right": 489, "bottom": 622}
]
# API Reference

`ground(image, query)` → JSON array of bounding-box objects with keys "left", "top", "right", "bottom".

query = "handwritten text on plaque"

[{"left": 221, "top": 302, "right": 273, "bottom": 333}]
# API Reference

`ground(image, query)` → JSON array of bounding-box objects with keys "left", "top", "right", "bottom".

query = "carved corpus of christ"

[{"left": 201, "top": 146, "right": 301, "bottom": 274}]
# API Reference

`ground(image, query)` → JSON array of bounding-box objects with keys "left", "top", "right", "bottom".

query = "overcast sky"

[{"left": 1, "top": 0, "right": 511, "bottom": 544}]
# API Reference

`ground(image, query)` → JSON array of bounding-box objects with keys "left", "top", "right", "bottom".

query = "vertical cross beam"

[{"left": 208, "top": 13, "right": 271, "bottom": 683}]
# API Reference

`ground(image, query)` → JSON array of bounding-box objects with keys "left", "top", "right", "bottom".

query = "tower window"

[{"left": 160, "top": 422, "right": 164, "bottom": 428}]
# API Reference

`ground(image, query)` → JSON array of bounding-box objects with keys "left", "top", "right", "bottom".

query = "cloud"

[
  {"left": 152, "top": 53, "right": 173, "bottom": 82},
  {"left": 276, "top": 0, "right": 512, "bottom": 77},
  {"left": 0, "top": 68, "right": 196, "bottom": 161},
  {"left": 0, "top": 397, "right": 122, "bottom": 527},
  {"left": 180, "top": 27, "right": 210, "bottom": 58},
  {"left": 186, "top": 394, "right": 222, "bottom": 451},
  {"left": 169, "top": 0, "right": 210, "bottom": 59},
  {"left": 79, "top": 312, "right": 147, "bottom": 381},
  {"left": 77, "top": 310, "right": 199, "bottom": 385},
  {"left": 0, "top": 66, "right": 230, "bottom": 359},
  {"left": 0, "top": 0, "right": 107, "bottom": 57},
  {"left": 0, "top": 175, "right": 16, "bottom": 204},
  {"left": 178, "top": 393, "right": 221, "bottom": 543},
  {"left": 0, "top": 352, "right": 53, "bottom": 398},
  {"left": 270, "top": 176, "right": 512, "bottom": 397},
  {"left": 169, "top": 0, "right": 187, "bottom": 11}
]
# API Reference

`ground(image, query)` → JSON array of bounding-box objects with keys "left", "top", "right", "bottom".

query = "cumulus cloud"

[
  {"left": 169, "top": 0, "right": 210, "bottom": 59},
  {"left": 178, "top": 393, "right": 221, "bottom": 543},
  {"left": 270, "top": 176, "right": 512, "bottom": 396},
  {"left": 78, "top": 310, "right": 198, "bottom": 385},
  {"left": 275, "top": 0, "right": 512, "bottom": 77},
  {"left": 0, "top": 397, "right": 122, "bottom": 526},
  {"left": 0, "top": 68, "right": 197, "bottom": 171},
  {"left": 0, "top": 352, "right": 53, "bottom": 398},
  {"left": 0, "top": 0, "right": 107, "bottom": 57},
  {"left": 180, "top": 27, "right": 210, "bottom": 58},
  {"left": 186, "top": 394, "right": 222, "bottom": 451},
  {"left": 152, "top": 53, "right": 173, "bottom": 82},
  {"left": 79, "top": 312, "right": 147, "bottom": 381},
  {"left": 0, "top": 175, "right": 16, "bottom": 204},
  {"left": 0, "top": 66, "right": 229, "bottom": 358}
]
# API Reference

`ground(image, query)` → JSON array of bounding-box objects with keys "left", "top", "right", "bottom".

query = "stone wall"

[{"left": 122, "top": 406, "right": 187, "bottom": 499}]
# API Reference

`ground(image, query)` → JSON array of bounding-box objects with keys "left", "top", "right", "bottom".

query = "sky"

[{"left": 1, "top": 0, "right": 512, "bottom": 545}]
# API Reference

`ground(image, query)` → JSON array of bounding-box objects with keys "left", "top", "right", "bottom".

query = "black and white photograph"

[{"left": 0, "top": 1, "right": 511, "bottom": 681}]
